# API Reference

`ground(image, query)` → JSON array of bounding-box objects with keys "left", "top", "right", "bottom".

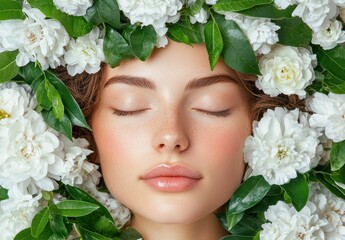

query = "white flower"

[
  {"left": 309, "top": 183, "right": 345, "bottom": 239},
  {"left": 13, "top": 7, "right": 70, "bottom": 69},
  {"left": 0, "top": 193, "right": 42, "bottom": 240},
  {"left": 0, "top": 82, "right": 36, "bottom": 121},
  {"left": 190, "top": 8, "right": 209, "bottom": 24},
  {"left": 0, "top": 20, "right": 25, "bottom": 53},
  {"left": 256, "top": 45, "right": 316, "bottom": 98},
  {"left": 240, "top": 17, "right": 280, "bottom": 55},
  {"left": 53, "top": 0, "right": 93, "bottom": 16},
  {"left": 244, "top": 107, "right": 322, "bottom": 185},
  {"left": 260, "top": 201, "right": 327, "bottom": 239},
  {"left": 333, "top": 0, "right": 345, "bottom": 7},
  {"left": 292, "top": 0, "right": 337, "bottom": 31},
  {"left": 308, "top": 92, "right": 345, "bottom": 142},
  {"left": 206, "top": 0, "right": 217, "bottom": 4},
  {"left": 117, "top": 0, "right": 183, "bottom": 47},
  {"left": 220, "top": 13, "right": 280, "bottom": 55},
  {"left": 64, "top": 27, "right": 104, "bottom": 76},
  {"left": 312, "top": 19, "right": 345, "bottom": 50},
  {"left": 57, "top": 135, "right": 95, "bottom": 186},
  {"left": 0, "top": 111, "right": 63, "bottom": 195},
  {"left": 274, "top": 0, "right": 297, "bottom": 9}
]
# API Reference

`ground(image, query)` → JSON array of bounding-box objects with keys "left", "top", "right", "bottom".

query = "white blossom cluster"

[
  {"left": 0, "top": 4, "right": 104, "bottom": 76},
  {"left": 243, "top": 107, "right": 323, "bottom": 185},
  {"left": 53, "top": 0, "right": 93, "bottom": 16},
  {"left": 275, "top": 0, "right": 345, "bottom": 50},
  {"left": 261, "top": 183, "right": 345, "bottom": 239},
  {"left": 0, "top": 82, "right": 130, "bottom": 240}
]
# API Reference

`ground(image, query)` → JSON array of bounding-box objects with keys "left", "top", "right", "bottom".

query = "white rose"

[
  {"left": 256, "top": 45, "right": 316, "bottom": 98},
  {"left": 64, "top": 27, "right": 104, "bottom": 76},
  {"left": 244, "top": 107, "right": 322, "bottom": 185},
  {"left": 53, "top": 0, "right": 93, "bottom": 16},
  {"left": 308, "top": 92, "right": 345, "bottom": 142},
  {"left": 261, "top": 201, "right": 327, "bottom": 239},
  {"left": 292, "top": 0, "right": 337, "bottom": 31},
  {"left": 0, "top": 111, "right": 63, "bottom": 195},
  {"left": 117, "top": 0, "right": 183, "bottom": 47},
  {"left": 312, "top": 19, "right": 345, "bottom": 50}
]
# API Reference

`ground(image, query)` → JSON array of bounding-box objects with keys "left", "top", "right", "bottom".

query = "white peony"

[
  {"left": 0, "top": 110, "right": 63, "bottom": 196},
  {"left": 64, "top": 27, "right": 104, "bottom": 76},
  {"left": 0, "top": 193, "right": 42, "bottom": 240},
  {"left": 221, "top": 13, "right": 279, "bottom": 55},
  {"left": 274, "top": 0, "right": 297, "bottom": 9},
  {"left": 0, "top": 20, "right": 25, "bottom": 53},
  {"left": 308, "top": 92, "right": 345, "bottom": 142},
  {"left": 312, "top": 19, "right": 345, "bottom": 50},
  {"left": 256, "top": 45, "right": 316, "bottom": 98},
  {"left": 57, "top": 135, "right": 95, "bottom": 186},
  {"left": 239, "top": 17, "right": 280, "bottom": 55},
  {"left": 117, "top": 0, "right": 183, "bottom": 47},
  {"left": 292, "top": 0, "right": 337, "bottom": 31},
  {"left": 53, "top": 0, "right": 93, "bottom": 16},
  {"left": 243, "top": 107, "right": 322, "bottom": 185},
  {"left": 261, "top": 201, "right": 327, "bottom": 239},
  {"left": 14, "top": 7, "right": 70, "bottom": 69},
  {"left": 0, "top": 82, "right": 36, "bottom": 121},
  {"left": 333, "top": 0, "right": 345, "bottom": 7},
  {"left": 309, "top": 183, "right": 345, "bottom": 239}
]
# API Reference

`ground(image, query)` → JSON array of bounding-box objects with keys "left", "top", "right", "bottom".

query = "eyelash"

[{"left": 112, "top": 109, "right": 231, "bottom": 117}]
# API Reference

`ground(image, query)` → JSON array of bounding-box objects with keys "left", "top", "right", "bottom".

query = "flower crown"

[{"left": 1, "top": 0, "right": 345, "bottom": 239}]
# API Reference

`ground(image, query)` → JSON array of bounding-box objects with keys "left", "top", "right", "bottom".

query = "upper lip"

[{"left": 140, "top": 164, "right": 202, "bottom": 180}]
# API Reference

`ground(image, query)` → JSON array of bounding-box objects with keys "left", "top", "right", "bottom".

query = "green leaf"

[
  {"left": 330, "top": 140, "right": 345, "bottom": 171},
  {"left": 19, "top": 62, "right": 44, "bottom": 85},
  {"left": 27, "top": 0, "right": 93, "bottom": 38},
  {"left": 104, "top": 27, "right": 133, "bottom": 67},
  {"left": 281, "top": 174, "right": 309, "bottom": 211},
  {"left": 45, "top": 71, "right": 90, "bottom": 130},
  {"left": 322, "top": 71, "right": 345, "bottom": 94},
  {"left": 42, "top": 110, "right": 72, "bottom": 140},
  {"left": 275, "top": 17, "right": 312, "bottom": 47},
  {"left": 46, "top": 80, "right": 64, "bottom": 121},
  {"left": 119, "top": 227, "right": 143, "bottom": 240},
  {"left": 215, "top": 15, "right": 260, "bottom": 74},
  {"left": 77, "top": 213, "right": 120, "bottom": 237},
  {"left": 65, "top": 185, "right": 114, "bottom": 222},
  {"left": 35, "top": 78, "right": 53, "bottom": 110},
  {"left": 187, "top": 0, "right": 205, "bottom": 15},
  {"left": 0, "top": 186, "right": 8, "bottom": 200},
  {"left": 247, "top": 185, "right": 283, "bottom": 213},
  {"left": 56, "top": 200, "right": 99, "bottom": 217},
  {"left": 0, "top": 51, "right": 19, "bottom": 83},
  {"left": 167, "top": 20, "right": 205, "bottom": 44},
  {"left": 239, "top": 4, "right": 295, "bottom": 19},
  {"left": 95, "top": 0, "right": 120, "bottom": 29},
  {"left": 313, "top": 172, "right": 345, "bottom": 199},
  {"left": 230, "top": 214, "right": 263, "bottom": 236},
  {"left": 130, "top": 25, "right": 157, "bottom": 61},
  {"left": 331, "top": 164, "right": 345, "bottom": 184},
  {"left": 14, "top": 228, "right": 35, "bottom": 240},
  {"left": 228, "top": 175, "right": 271, "bottom": 214},
  {"left": 31, "top": 207, "right": 50, "bottom": 238},
  {"left": 75, "top": 225, "right": 113, "bottom": 240},
  {"left": 213, "top": 0, "right": 272, "bottom": 12},
  {"left": 226, "top": 211, "right": 244, "bottom": 231},
  {"left": 49, "top": 212, "right": 69, "bottom": 238},
  {"left": 0, "top": 0, "right": 25, "bottom": 20},
  {"left": 314, "top": 45, "right": 345, "bottom": 84},
  {"left": 204, "top": 17, "right": 223, "bottom": 70},
  {"left": 220, "top": 235, "right": 253, "bottom": 240}
]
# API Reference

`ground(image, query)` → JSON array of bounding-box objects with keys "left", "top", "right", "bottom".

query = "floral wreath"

[{"left": 1, "top": 0, "right": 345, "bottom": 239}]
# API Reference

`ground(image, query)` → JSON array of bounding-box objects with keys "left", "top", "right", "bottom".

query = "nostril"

[{"left": 158, "top": 144, "right": 165, "bottom": 149}]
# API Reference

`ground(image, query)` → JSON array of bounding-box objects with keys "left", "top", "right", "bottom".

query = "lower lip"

[{"left": 143, "top": 177, "right": 200, "bottom": 192}]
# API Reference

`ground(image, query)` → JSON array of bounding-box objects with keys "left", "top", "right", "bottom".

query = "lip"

[{"left": 140, "top": 164, "right": 202, "bottom": 192}]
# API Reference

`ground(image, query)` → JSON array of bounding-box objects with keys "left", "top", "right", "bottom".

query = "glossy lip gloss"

[{"left": 140, "top": 164, "right": 202, "bottom": 192}]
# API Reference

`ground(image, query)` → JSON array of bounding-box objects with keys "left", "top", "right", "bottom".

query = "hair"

[{"left": 55, "top": 61, "right": 304, "bottom": 162}]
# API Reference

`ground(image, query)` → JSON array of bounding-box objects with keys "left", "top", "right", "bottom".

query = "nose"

[{"left": 152, "top": 108, "right": 189, "bottom": 153}]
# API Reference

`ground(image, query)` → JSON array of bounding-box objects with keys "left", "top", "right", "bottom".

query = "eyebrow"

[{"left": 104, "top": 74, "right": 236, "bottom": 91}]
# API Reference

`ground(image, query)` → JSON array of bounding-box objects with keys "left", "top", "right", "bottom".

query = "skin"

[{"left": 92, "top": 41, "right": 252, "bottom": 240}]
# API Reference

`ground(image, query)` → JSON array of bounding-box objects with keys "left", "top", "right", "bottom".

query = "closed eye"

[
  {"left": 113, "top": 109, "right": 149, "bottom": 116},
  {"left": 195, "top": 109, "right": 231, "bottom": 117}
]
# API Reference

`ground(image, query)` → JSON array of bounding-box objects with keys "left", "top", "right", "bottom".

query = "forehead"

[{"left": 102, "top": 41, "right": 237, "bottom": 85}]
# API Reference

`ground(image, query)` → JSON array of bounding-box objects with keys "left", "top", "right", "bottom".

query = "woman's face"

[{"left": 92, "top": 41, "right": 252, "bottom": 225}]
